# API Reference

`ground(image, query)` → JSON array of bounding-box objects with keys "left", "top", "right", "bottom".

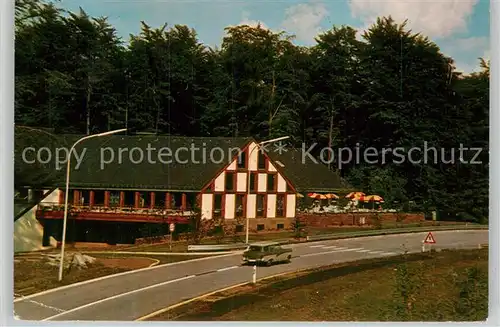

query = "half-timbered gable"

[{"left": 199, "top": 141, "right": 296, "bottom": 220}]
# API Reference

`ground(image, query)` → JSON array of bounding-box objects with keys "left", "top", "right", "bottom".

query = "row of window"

[
  {"left": 67, "top": 190, "right": 194, "bottom": 209},
  {"left": 234, "top": 148, "right": 267, "bottom": 170},
  {"left": 212, "top": 194, "right": 286, "bottom": 218},
  {"left": 223, "top": 172, "right": 284, "bottom": 192}
]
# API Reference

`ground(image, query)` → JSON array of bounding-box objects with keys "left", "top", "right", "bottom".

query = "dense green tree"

[{"left": 14, "top": 1, "right": 489, "bottom": 222}]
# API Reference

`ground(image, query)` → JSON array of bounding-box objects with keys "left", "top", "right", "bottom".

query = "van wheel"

[{"left": 267, "top": 259, "right": 273, "bottom": 266}]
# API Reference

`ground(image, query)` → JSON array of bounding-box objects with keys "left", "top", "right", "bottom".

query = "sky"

[{"left": 58, "top": 0, "right": 490, "bottom": 74}]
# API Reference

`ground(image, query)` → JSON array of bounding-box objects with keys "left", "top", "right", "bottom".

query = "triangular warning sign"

[{"left": 424, "top": 232, "right": 436, "bottom": 244}]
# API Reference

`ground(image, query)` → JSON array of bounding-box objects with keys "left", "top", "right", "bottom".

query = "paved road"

[{"left": 14, "top": 230, "right": 488, "bottom": 321}]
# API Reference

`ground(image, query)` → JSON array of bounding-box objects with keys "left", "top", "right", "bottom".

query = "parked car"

[{"left": 242, "top": 241, "right": 292, "bottom": 266}]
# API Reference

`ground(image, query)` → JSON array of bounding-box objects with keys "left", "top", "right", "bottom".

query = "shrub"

[{"left": 453, "top": 266, "right": 488, "bottom": 320}]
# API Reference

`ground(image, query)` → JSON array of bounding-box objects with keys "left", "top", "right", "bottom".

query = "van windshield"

[{"left": 249, "top": 246, "right": 263, "bottom": 252}]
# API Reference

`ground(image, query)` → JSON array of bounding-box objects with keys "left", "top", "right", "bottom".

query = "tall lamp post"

[
  {"left": 245, "top": 136, "right": 290, "bottom": 244},
  {"left": 58, "top": 128, "right": 127, "bottom": 281}
]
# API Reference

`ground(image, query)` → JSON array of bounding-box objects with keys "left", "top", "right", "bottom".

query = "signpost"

[
  {"left": 422, "top": 232, "right": 436, "bottom": 252},
  {"left": 252, "top": 264, "right": 257, "bottom": 284},
  {"left": 169, "top": 223, "right": 175, "bottom": 251}
]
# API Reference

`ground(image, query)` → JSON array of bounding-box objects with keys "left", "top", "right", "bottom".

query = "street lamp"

[
  {"left": 245, "top": 136, "right": 290, "bottom": 244},
  {"left": 58, "top": 128, "right": 127, "bottom": 281}
]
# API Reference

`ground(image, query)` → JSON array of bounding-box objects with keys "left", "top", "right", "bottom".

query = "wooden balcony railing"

[{"left": 37, "top": 202, "right": 194, "bottom": 216}]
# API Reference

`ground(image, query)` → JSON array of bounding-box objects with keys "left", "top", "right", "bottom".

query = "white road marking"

[
  {"left": 382, "top": 252, "right": 398, "bottom": 255},
  {"left": 217, "top": 266, "right": 238, "bottom": 272},
  {"left": 302, "top": 247, "right": 365, "bottom": 257},
  {"left": 322, "top": 246, "right": 340, "bottom": 249},
  {"left": 41, "top": 274, "right": 196, "bottom": 321},
  {"left": 14, "top": 294, "right": 66, "bottom": 314},
  {"left": 368, "top": 250, "right": 384, "bottom": 254},
  {"left": 343, "top": 248, "right": 365, "bottom": 252},
  {"left": 310, "top": 245, "right": 326, "bottom": 248},
  {"left": 356, "top": 249, "right": 372, "bottom": 253}
]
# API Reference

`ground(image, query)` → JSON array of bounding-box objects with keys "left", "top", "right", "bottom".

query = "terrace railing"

[{"left": 37, "top": 202, "right": 194, "bottom": 216}]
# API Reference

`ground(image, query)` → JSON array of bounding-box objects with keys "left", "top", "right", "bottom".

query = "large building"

[{"left": 15, "top": 134, "right": 353, "bottom": 249}]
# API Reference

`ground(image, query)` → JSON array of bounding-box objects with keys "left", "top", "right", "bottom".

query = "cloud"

[
  {"left": 451, "top": 36, "right": 489, "bottom": 52},
  {"left": 348, "top": 1, "right": 486, "bottom": 75},
  {"left": 440, "top": 36, "right": 489, "bottom": 73},
  {"left": 349, "top": 0, "right": 478, "bottom": 39},
  {"left": 281, "top": 2, "right": 328, "bottom": 43},
  {"left": 483, "top": 49, "right": 490, "bottom": 61},
  {"left": 234, "top": 10, "right": 269, "bottom": 29}
]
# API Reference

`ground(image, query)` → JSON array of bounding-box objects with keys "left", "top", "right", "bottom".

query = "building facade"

[{"left": 16, "top": 134, "right": 352, "bottom": 247}]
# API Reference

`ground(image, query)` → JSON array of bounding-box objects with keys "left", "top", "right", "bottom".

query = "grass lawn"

[
  {"left": 14, "top": 253, "right": 211, "bottom": 297},
  {"left": 148, "top": 248, "right": 488, "bottom": 321}
]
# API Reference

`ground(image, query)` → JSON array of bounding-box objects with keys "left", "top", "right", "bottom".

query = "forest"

[{"left": 14, "top": 0, "right": 489, "bottom": 222}]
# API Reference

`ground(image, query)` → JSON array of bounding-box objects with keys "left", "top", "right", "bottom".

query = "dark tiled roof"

[
  {"left": 16, "top": 132, "right": 251, "bottom": 191},
  {"left": 268, "top": 148, "right": 355, "bottom": 193},
  {"left": 15, "top": 128, "right": 354, "bottom": 193}
]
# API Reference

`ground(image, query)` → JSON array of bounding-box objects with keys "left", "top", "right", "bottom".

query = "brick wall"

[
  {"left": 225, "top": 218, "right": 295, "bottom": 233},
  {"left": 297, "top": 212, "right": 425, "bottom": 227}
]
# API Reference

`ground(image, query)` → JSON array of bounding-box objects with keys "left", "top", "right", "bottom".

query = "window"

[
  {"left": 257, "top": 224, "right": 265, "bottom": 231},
  {"left": 256, "top": 194, "right": 265, "bottom": 218},
  {"left": 139, "top": 192, "right": 151, "bottom": 208},
  {"left": 276, "top": 194, "right": 285, "bottom": 217},
  {"left": 110, "top": 191, "right": 120, "bottom": 207},
  {"left": 249, "top": 173, "right": 257, "bottom": 192},
  {"left": 153, "top": 192, "right": 165, "bottom": 208},
  {"left": 236, "top": 194, "right": 245, "bottom": 218},
  {"left": 80, "top": 190, "right": 90, "bottom": 206},
  {"left": 213, "top": 194, "right": 223, "bottom": 218},
  {"left": 258, "top": 151, "right": 266, "bottom": 169},
  {"left": 173, "top": 193, "right": 183, "bottom": 208},
  {"left": 277, "top": 223, "right": 284, "bottom": 230},
  {"left": 267, "top": 174, "right": 276, "bottom": 192},
  {"left": 235, "top": 225, "right": 244, "bottom": 233},
  {"left": 225, "top": 172, "right": 235, "bottom": 191},
  {"left": 124, "top": 191, "right": 134, "bottom": 206},
  {"left": 237, "top": 150, "right": 246, "bottom": 169}
]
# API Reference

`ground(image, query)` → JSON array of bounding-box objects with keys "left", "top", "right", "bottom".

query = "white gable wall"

[
  {"left": 286, "top": 194, "right": 296, "bottom": 218},
  {"left": 200, "top": 140, "right": 297, "bottom": 223},
  {"left": 214, "top": 173, "right": 224, "bottom": 192},
  {"left": 267, "top": 194, "right": 277, "bottom": 218},
  {"left": 277, "top": 175, "right": 287, "bottom": 192},
  {"left": 225, "top": 194, "right": 235, "bottom": 219},
  {"left": 14, "top": 189, "right": 59, "bottom": 253},
  {"left": 236, "top": 173, "right": 247, "bottom": 192},
  {"left": 248, "top": 142, "right": 258, "bottom": 171},
  {"left": 201, "top": 194, "right": 213, "bottom": 219}
]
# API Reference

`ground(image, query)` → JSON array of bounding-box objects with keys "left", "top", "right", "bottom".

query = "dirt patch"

[
  {"left": 97, "top": 257, "right": 157, "bottom": 269},
  {"left": 14, "top": 257, "right": 130, "bottom": 297},
  {"left": 148, "top": 248, "right": 488, "bottom": 322}
]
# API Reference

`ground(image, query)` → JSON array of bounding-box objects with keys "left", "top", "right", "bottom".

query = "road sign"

[
  {"left": 424, "top": 232, "right": 436, "bottom": 244},
  {"left": 169, "top": 223, "right": 175, "bottom": 232}
]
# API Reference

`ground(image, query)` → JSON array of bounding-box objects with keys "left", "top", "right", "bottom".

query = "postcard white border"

[{"left": 1, "top": 0, "right": 498, "bottom": 326}]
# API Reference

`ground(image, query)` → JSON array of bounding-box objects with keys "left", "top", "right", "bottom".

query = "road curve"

[{"left": 14, "top": 230, "right": 488, "bottom": 321}]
